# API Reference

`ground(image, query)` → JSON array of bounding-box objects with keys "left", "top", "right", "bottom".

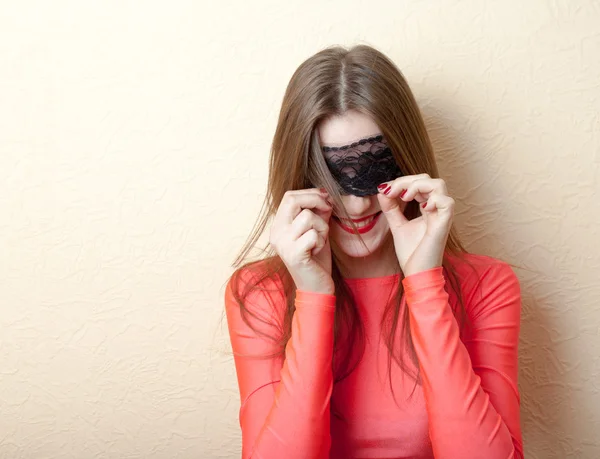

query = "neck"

[{"left": 333, "top": 234, "right": 400, "bottom": 279}]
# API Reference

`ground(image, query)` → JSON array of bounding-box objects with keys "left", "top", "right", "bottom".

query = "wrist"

[
  {"left": 294, "top": 277, "right": 334, "bottom": 296},
  {"left": 296, "top": 289, "right": 336, "bottom": 308},
  {"left": 403, "top": 263, "right": 443, "bottom": 278},
  {"left": 402, "top": 266, "right": 444, "bottom": 292},
  {"left": 296, "top": 285, "right": 335, "bottom": 296}
]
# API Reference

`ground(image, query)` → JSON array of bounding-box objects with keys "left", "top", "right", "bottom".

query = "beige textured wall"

[{"left": 1, "top": 1, "right": 599, "bottom": 458}]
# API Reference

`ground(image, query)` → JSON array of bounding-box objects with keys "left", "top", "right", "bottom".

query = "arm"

[
  {"left": 225, "top": 276, "right": 336, "bottom": 459},
  {"left": 403, "top": 262, "right": 524, "bottom": 459}
]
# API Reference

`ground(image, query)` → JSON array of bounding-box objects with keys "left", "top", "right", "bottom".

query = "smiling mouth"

[{"left": 333, "top": 211, "right": 382, "bottom": 234}]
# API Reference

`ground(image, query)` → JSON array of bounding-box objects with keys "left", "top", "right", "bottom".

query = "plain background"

[{"left": 1, "top": 1, "right": 599, "bottom": 458}]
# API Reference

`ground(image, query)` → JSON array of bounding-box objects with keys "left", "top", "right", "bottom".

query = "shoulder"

[
  {"left": 448, "top": 252, "right": 519, "bottom": 285},
  {"left": 446, "top": 252, "right": 521, "bottom": 320}
]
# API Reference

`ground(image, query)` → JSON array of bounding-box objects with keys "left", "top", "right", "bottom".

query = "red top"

[{"left": 225, "top": 253, "right": 523, "bottom": 458}]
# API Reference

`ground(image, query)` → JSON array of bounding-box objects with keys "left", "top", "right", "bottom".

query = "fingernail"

[
  {"left": 319, "top": 187, "right": 328, "bottom": 193},
  {"left": 384, "top": 186, "right": 391, "bottom": 195},
  {"left": 421, "top": 202, "right": 427, "bottom": 209},
  {"left": 377, "top": 183, "right": 387, "bottom": 190},
  {"left": 400, "top": 189, "right": 407, "bottom": 198}
]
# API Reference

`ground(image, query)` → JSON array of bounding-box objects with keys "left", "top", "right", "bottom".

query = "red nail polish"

[
  {"left": 400, "top": 189, "right": 407, "bottom": 198},
  {"left": 378, "top": 183, "right": 387, "bottom": 190},
  {"left": 421, "top": 202, "right": 427, "bottom": 209},
  {"left": 384, "top": 186, "right": 391, "bottom": 195},
  {"left": 319, "top": 187, "right": 327, "bottom": 193}
]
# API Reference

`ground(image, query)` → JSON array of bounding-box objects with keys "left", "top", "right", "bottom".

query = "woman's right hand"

[{"left": 269, "top": 188, "right": 334, "bottom": 295}]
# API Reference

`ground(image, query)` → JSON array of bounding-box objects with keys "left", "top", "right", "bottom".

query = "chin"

[{"left": 330, "top": 211, "right": 390, "bottom": 258}]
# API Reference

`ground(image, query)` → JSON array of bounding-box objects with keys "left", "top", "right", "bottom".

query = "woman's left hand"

[{"left": 376, "top": 174, "right": 455, "bottom": 277}]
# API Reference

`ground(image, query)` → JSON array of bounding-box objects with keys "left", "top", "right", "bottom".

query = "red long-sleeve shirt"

[{"left": 225, "top": 253, "right": 523, "bottom": 458}]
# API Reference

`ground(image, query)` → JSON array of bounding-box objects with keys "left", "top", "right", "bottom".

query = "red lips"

[{"left": 334, "top": 212, "right": 382, "bottom": 234}]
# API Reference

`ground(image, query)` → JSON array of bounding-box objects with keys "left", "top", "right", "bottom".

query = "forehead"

[{"left": 318, "top": 110, "right": 381, "bottom": 147}]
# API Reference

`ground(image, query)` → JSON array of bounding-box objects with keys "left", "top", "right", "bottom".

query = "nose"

[{"left": 339, "top": 194, "right": 375, "bottom": 218}]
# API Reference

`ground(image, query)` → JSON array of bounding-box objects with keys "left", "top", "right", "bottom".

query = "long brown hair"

[{"left": 229, "top": 44, "right": 474, "bottom": 399}]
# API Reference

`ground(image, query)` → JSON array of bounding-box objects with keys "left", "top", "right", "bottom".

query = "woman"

[{"left": 225, "top": 44, "right": 523, "bottom": 459}]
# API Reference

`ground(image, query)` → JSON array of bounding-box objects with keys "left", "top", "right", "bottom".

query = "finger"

[
  {"left": 312, "top": 226, "right": 331, "bottom": 257},
  {"left": 421, "top": 192, "right": 455, "bottom": 217},
  {"left": 277, "top": 191, "right": 332, "bottom": 225},
  {"left": 308, "top": 195, "right": 333, "bottom": 254},
  {"left": 294, "top": 206, "right": 332, "bottom": 257},
  {"left": 311, "top": 201, "right": 333, "bottom": 225},
  {"left": 375, "top": 176, "right": 426, "bottom": 227},
  {"left": 376, "top": 191, "right": 409, "bottom": 228},
  {"left": 290, "top": 209, "right": 329, "bottom": 242},
  {"left": 380, "top": 177, "right": 448, "bottom": 204},
  {"left": 376, "top": 173, "right": 430, "bottom": 198},
  {"left": 295, "top": 228, "right": 322, "bottom": 256}
]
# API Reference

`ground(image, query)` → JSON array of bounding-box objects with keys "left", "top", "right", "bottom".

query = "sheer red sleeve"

[
  {"left": 225, "top": 273, "right": 336, "bottom": 459},
  {"left": 403, "top": 262, "right": 524, "bottom": 459}
]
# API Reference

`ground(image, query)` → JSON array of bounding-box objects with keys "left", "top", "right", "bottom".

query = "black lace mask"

[{"left": 322, "top": 134, "right": 403, "bottom": 196}]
